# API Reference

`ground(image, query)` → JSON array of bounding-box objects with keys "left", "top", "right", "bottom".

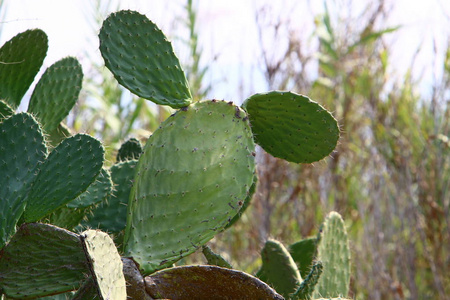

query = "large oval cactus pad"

[
  {"left": 124, "top": 100, "right": 256, "bottom": 275},
  {"left": 99, "top": 10, "right": 191, "bottom": 108},
  {"left": 0, "top": 29, "right": 48, "bottom": 108},
  {"left": 243, "top": 91, "right": 339, "bottom": 163}
]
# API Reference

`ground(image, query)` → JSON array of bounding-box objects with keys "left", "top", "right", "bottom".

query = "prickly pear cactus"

[
  {"left": 124, "top": 100, "right": 256, "bottom": 275},
  {"left": 116, "top": 138, "right": 143, "bottom": 162},
  {"left": 202, "top": 245, "right": 233, "bottom": 269},
  {"left": 257, "top": 239, "right": 303, "bottom": 299},
  {"left": 313, "top": 212, "right": 350, "bottom": 299},
  {"left": 81, "top": 230, "right": 127, "bottom": 300},
  {"left": 82, "top": 160, "right": 137, "bottom": 234},
  {"left": 0, "top": 223, "right": 88, "bottom": 299},
  {"left": 28, "top": 56, "right": 83, "bottom": 133},
  {"left": 242, "top": 91, "right": 339, "bottom": 163},
  {"left": 0, "top": 100, "right": 13, "bottom": 121},
  {"left": 0, "top": 113, "right": 47, "bottom": 248},
  {"left": 23, "top": 133, "right": 104, "bottom": 222},
  {"left": 289, "top": 236, "right": 318, "bottom": 278},
  {"left": 0, "top": 29, "right": 48, "bottom": 108},
  {"left": 292, "top": 261, "right": 323, "bottom": 300},
  {"left": 99, "top": 10, "right": 192, "bottom": 108}
]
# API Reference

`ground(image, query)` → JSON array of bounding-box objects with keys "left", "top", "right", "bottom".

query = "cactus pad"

[
  {"left": 313, "top": 212, "right": 351, "bottom": 298},
  {"left": 0, "top": 29, "right": 48, "bottom": 108},
  {"left": 0, "top": 100, "right": 14, "bottom": 121},
  {"left": 257, "top": 239, "right": 302, "bottom": 298},
  {"left": 24, "top": 134, "right": 104, "bottom": 222},
  {"left": 28, "top": 57, "right": 83, "bottom": 133},
  {"left": 116, "top": 138, "right": 143, "bottom": 162},
  {"left": 293, "top": 261, "right": 323, "bottom": 300},
  {"left": 124, "top": 100, "right": 256, "bottom": 275},
  {"left": 202, "top": 245, "right": 233, "bottom": 269},
  {"left": 81, "top": 230, "right": 126, "bottom": 300},
  {"left": 0, "top": 223, "right": 88, "bottom": 299},
  {"left": 243, "top": 91, "right": 339, "bottom": 163},
  {"left": 144, "top": 265, "right": 284, "bottom": 299},
  {"left": 289, "top": 236, "right": 318, "bottom": 278},
  {"left": 0, "top": 113, "right": 47, "bottom": 248},
  {"left": 99, "top": 10, "right": 192, "bottom": 108},
  {"left": 83, "top": 160, "right": 137, "bottom": 234}
]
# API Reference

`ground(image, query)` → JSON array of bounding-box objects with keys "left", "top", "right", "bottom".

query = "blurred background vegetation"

[{"left": 1, "top": 0, "right": 449, "bottom": 299}]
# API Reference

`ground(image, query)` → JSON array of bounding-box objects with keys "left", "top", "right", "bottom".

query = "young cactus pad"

[
  {"left": 28, "top": 56, "right": 83, "bottom": 133},
  {"left": 313, "top": 212, "right": 351, "bottom": 298},
  {"left": 99, "top": 10, "right": 192, "bottom": 108},
  {"left": 0, "top": 29, "right": 48, "bottom": 108},
  {"left": 242, "top": 91, "right": 339, "bottom": 163},
  {"left": 0, "top": 113, "right": 47, "bottom": 248},
  {"left": 124, "top": 100, "right": 256, "bottom": 275},
  {"left": 257, "top": 239, "right": 303, "bottom": 298}
]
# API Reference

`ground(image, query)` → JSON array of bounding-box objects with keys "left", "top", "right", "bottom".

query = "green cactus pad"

[
  {"left": 313, "top": 212, "right": 350, "bottom": 299},
  {"left": 124, "top": 100, "right": 256, "bottom": 275},
  {"left": 289, "top": 236, "right": 318, "bottom": 278},
  {"left": 293, "top": 261, "right": 323, "bottom": 300},
  {"left": 0, "top": 113, "right": 47, "bottom": 248},
  {"left": 0, "top": 223, "right": 88, "bottom": 299},
  {"left": 81, "top": 230, "right": 126, "bottom": 300},
  {"left": 0, "top": 29, "right": 48, "bottom": 108},
  {"left": 257, "top": 239, "right": 303, "bottom": 298},
  {"left": 28, "top": 57, "right": 83, "bottom": 133},
  {"left": 0, "top": 100, "right": 14, "bottom": 121},
  {"left": 202, "top": 245, "right": 233, "bottom": 269},
  {"left": 144, "top": 265, "right": 284, "bottom": 299},
  {"left": 99, "top": 10, "right": 192, "bottom": 108},
  {"left": 116, "top": 138, "right": 143, "bottom": 162},
  {"left": 83, "top": 160, "right": 137, "bottom": 233},
  {"left": 24, "top": 134, "right": 104, "bottom": 222},
  {"left": 242, "top": 91, "right": 339, "bottom": 163},
  {"left": 67, "top": 168, "right": 112, "bottom": 209}
]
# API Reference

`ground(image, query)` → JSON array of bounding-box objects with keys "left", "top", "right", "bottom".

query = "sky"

[{"left": 0, "top": 0, "right": 449, "bottom": 104}]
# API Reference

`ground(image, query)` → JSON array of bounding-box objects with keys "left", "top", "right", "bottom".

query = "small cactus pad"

[
  {"left": 124, "top": 100, "right": 256, "bottom": 275},
  {"left": 81, "top": 230, "right": 127, "bottom": 300},
  {"left": 24, "top": 134, "right": 104, "bottom": 222},
  {"left": 144, "top": 265, "right": 284, "bottom": 299},
  {"left": 0, "top": 113, "right": 47, "bottom": 248},
  {"left": 0, "top": 99, "right": 14, "bottom": 121},
  {"left": 292, "top": 261, "right": 323, "bottom": 300},
  {"left": 28, "top": 57, "right": 83, "bottom": 133},
  {"left": 202, "top": 245, "right": 233, "bottom": 269},
  {"left": 116, "top": 138, "right": 143, "bottom": 162},
  {"left": 67, "top": 168, "right": 112, "bottom": 209},
  {"left": 83, "top": 160, "right": 137, "bottom": 234},
  {"left": 0, "top": 29, "right": 48, "bottom": 108},
  {"left": 257, "top": 239, "right": 303, "bottom": 298},
  {"left": 289, "top": 236, "right": 318, "bottom": 278},
  {"left": 0, "top": 223, "right": 88, "bottom": 299},
  {"left": 313, "top": 212, "right": 350, "bottom": 299},
  {"left": 242, "top": 91, "right": 339, "bottom": 163},
  {"left": 99, "top": 10, "right": 192, "bottom": 108}
]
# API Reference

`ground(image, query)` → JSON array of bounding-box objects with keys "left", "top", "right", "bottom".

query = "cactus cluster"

[{"left": 0, "top": 9, "right": 349, "bottom": 300}]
